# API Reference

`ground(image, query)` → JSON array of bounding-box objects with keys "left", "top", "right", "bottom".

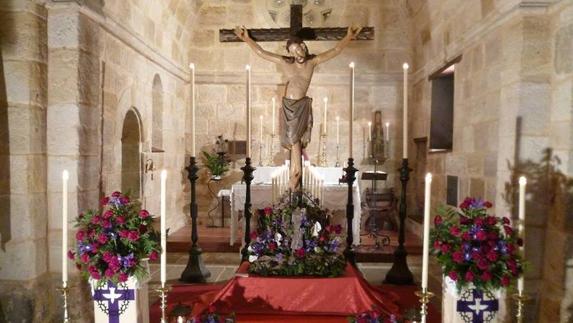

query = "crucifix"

[{"left": 220, "top": 4, "right": 374, "bottom": 193}]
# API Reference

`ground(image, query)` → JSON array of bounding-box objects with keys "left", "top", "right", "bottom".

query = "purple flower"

[
  {"left": 275, "top": 253, "right": 284, "bottom": 262},
  {"left": 470, "top": 198, "right": 485, "bottom": 209},
  {"left": 121, "top": 253, "right": 136, "bottom": 268}
]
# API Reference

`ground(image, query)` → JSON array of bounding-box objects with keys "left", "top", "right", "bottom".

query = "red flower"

[
  {"left": 89, "top": 266, "right": 101, "bottom": 280},
  {"left": 448, "top": 271, "right": 458, "bottom": 281},
  {"left": 295, "top": 248, "right": 305, "bottom": 258},
  {"left": 269, "top": 242, "right": 277, "bottom": 251},
  {"left": 465, "top": 271, "right": 475, "bottom": 282},
  {"left": 116, "top": 216, "right": 125, "bottom": 225},
  {"left": 486, "top": 251, "right": 498, "bottom": 262},
  {"left": 105, "top": 268, "right": 114, "bottom": 278},
  {"left": 91, "top": 216, "right": 102, "bottom": 225},
  {"left": 139, "top": 224, "right": 148, "bottom": 234},
  {"left": 97, "top": 233, "right": 108, "bottom": 244},
  {"left": 504, "top": 226, "right": 513, "bottom": 235},
  {"left": 139, "top": 210, "right": 150, "bottom": 219},
  {"left": 119, "top": 272, "right": 128, "bottom": 282},
  {"left": 452, "top": 251, "right": 464, "bottom": 264},
  {"left": 500, "top": 276, "right": 510, "bottom": 286},
  {"left": 475, "top": 218, "right": 484, "bottom": 226},
  {"left": 461, "top": 232, "right": 471, "bottom": 241},
  {"left": 250, "top": 231, "right": 258, "bottom": 240},
  {"left": 481, "top": 271, "right": 492, "bottom": 281},
  {"left": 460, "top": 216, "right": 471, "bottom": 225},
  {"left": 103, "top": 210, "right": 113, "bottom": 219},
  {"left": 127, "top": 231, "right": 140, "bottom": 241},
  {"left": 67, "top": 250, "right": 75, "bottom": 260},
  {"left": 81, "top": 253, "right": 90, "bottom": 263},
  {"left": 487, "top": 232, "right": 498, "bottom": 241},
  {"left": 517, "top": 238, "right": 524, "bottom": 247},
  {"left": 484, "top": 201, "right": 493, "bottom": 208},
  {"left": 102, "top": 219, "right": 112, "bottom": 229},
  {"left": 76, "top": 230, "right": 86, "bottom": 241},
  {"left": 440, "top": 243, "right": 451, "bottom": 253},
  {"left": 502, "top": 217, "right": 510, "bottom": 225},
  {"left": 506, "top": 243, "right": 516, "bottom": 254},
  {"left": 149, "top": 251, "right": 159, "bottom": 261},
  {"left": 434, "top": 215, "right": 443, "bottom": 226},
  {"left": 120, "top": 196, "right": 130, "bottom": 204},
  {"left": 477, "top": 258, "right": 489, "bottom": 270},
  {"left": 471, "top": 251, "right": 482, "bottom": 261},
  {"left": 433, "top": 240, "right": 441, "bottom": 250},
  {"left": 449, "top": 226, "right": 461, "bottom": 236},
  {"left": 263, "top": 207, "right": 273, "bottom": 216},
  {"left": 100, "top": 197, "right": 109, "bottom": 206},
  {"left": 486, "top": 216, "right": 497, "bottom": 225},
  {"left": 334, "top": 225, "right": 342, "bottom": 234},
  {"left": 119, "top": 230, "right": 129, "bottom": 238},
  {"left": 112, "top": 191, "right": 121, "bottom": 197},
  {"left": 476, "top": 231, "right": 487, "bottom": 241}
]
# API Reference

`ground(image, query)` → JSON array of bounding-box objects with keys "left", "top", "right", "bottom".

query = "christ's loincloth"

[{"left": 280, "top": 96, "right": 313, "bottom": 149}]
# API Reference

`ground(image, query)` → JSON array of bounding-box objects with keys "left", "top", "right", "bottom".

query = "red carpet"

[{"left": 150, "top": 265, "right": 440, "bottom": 322}]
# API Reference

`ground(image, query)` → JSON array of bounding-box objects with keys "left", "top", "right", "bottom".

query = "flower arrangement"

[
  {"left": 68, "top": 191, "right": 161, "bottom": 284},
  {"left": 190, "top": 306, "right": 235, "bottom": 323},
  {"left": 430, "top": 197, "right": 524, "bottom": 292},
  {"left": 247, "top": 202, "right": 346, "bottom": 277},
  {"left": 348, "top": 307, "right": 399, "bottom": 323}
]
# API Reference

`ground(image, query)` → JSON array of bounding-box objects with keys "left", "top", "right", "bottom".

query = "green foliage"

[{"left": 201, "top": 151, "right": 229, "bottom": 178}]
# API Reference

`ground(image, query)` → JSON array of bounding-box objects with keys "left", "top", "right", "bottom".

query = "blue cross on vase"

[
  {"left": 93, "top": 282, "right": 135, "bottom": 323},
  {"left": 456, "top": 289, "right": 499, "bottom": 323}
]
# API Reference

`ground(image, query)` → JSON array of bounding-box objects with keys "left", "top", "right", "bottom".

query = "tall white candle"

[
  {"left": 272, "top": 97, "right": 276, "bottom": 136},
  {"left": 403, "top": 63, "right": 409, "bottom": 159},
  {"left": 259, "top": 115, "right": 263, "bottom": 143},
  {"left": 368, "top": 122, "right": 372, "bottom": 141},
  {"left": 349, "top": 62, "right": 355, "bottom": 158},
  {"left": 62, "top": 170, "right": 69, "bottom": 287},
  {"left": 246, "top": 65, "right": 252, "bottom": 158},
  {"left": 160, "top": 170, "right": 167, "bottom": 287},
  {"left": 517, "top": 176, "right": 527, "bottom": 295},
  {"left": 336, "top": 116, "right": 340, "bottom": 145},
  {"left": 190, "top": 63, "right": 196, "bottom": 156},
  {"left": 422, "top": 173, "right": 432, "bottom": 290},
  {"left": 323, "top": 97, "right": 328, "bottom": 135},
  {"left": 385, "top": 122, "right": 390, "bottom": 142}
]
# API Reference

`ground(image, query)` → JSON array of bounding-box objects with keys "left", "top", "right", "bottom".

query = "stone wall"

[{"left": 188, "top": 0, "right": 411, "bottom": 217}]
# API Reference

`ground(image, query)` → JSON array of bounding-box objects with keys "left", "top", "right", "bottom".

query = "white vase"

[
  {"left": 90, "top": 262, "right": 150, "bottom": 323},
  {"left": 442, "top": 276, "right": 506, "bottom": 323}
]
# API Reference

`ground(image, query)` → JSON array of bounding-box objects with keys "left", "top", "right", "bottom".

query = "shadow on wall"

[
  {"left": 0, "top": 49, "right": 11, "bottom": 251},
  {"left": 503, "top": 148, "right": 573, "bottom": 322}
]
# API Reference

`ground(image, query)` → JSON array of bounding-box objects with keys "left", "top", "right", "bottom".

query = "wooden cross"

[{"left": 219, "top": 4, "right": 374, "bottom": 42}]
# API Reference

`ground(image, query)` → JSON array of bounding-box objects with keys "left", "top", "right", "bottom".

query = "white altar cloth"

[{"left": 229, "top": 167, "right": 361, "bottom": 246}]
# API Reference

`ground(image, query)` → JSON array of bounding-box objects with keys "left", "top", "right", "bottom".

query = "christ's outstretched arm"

[
  {"left": 313, "top": 25, "right": 362, "bottom": 65},
  {"left": 234, "top": 26, "right": 284, "bottom": 64}
]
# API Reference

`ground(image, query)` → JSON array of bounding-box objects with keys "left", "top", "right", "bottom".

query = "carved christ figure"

[{"left": 234, "top": 25, "right": 362, "bottom": 191}]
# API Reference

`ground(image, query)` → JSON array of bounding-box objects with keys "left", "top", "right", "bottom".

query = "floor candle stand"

[
  {"left": 335, "top": 144, "right": 341, "bottom": 167},
  {"left": 156, "top": 286, "right": 168, "bottom": 323},
  {"left": 415, "top": 288, "right": 434, "bottom": 323},
  {"left": 343, "top": 158, "right": 358, "bottom": 265},
  {"left": 240, "top": 157, "right": 255, "bottom": 261},
  {"left": 59, "top": 284, "right": 70, "bottom": 322}
]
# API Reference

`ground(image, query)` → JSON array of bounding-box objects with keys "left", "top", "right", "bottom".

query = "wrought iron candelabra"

[
  {"left": 241, "top": 157, "right": 255, "bottom": 261},
  {"left": 343, "top": 158, "right": 358, "bottom": 265},
  {"left": 414, "top": 288, "right": 434, "bottom": 323},
  {"left": 180, "top": 156, "right": 211, "bottom": 283},
  {"left": 59, "top": 284, "right": 70, "bottom": 322},
  {"left": 384, "top": 158, "right": 414, "bottom": 285}
]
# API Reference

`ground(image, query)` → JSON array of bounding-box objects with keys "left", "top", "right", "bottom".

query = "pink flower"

[
  {"left": 105, "top": 268, "right": 114, "bottom": 278},
  {"left": 116, "top": 216, "right": 125, "bottom": 224},
  {"left": 486, "top": 216, "right": 497, "bottom": 225},
  {"left": 103, "top": 210, "right": 113, "bottom": 219},
  {"left": 120, "top": 196, "right": 130, "bottom": 204},
  {"left": 139, "top": 210, "right": 150, "bottom": 219},
  {"left": 481, "top": 271, "right": 492, "bottom": 281},
  {"left": 76, "top": 230, "right": 86, "bottom": 241},
  {"left": 103, "top": 252, "right": 114, "bottom": 262},
  {"left": 504, "top": 226, "right": 513, "bottom": 235},
  {"left": 476, "top": 231, "right": 487, "bottom": 241},
  {"left": 484, "top": 201, "right": 493, "bottom": 208},
  {"left": 475, "top": 218, "right": 484, "bottom": 226},
  {"left": 477, "top": 258, "right": 489, "bottom": 270},
  {"left": 449, "top": 226, "right": 461, "bottom": 236},
  {"left": 440, "top": 243, "right": 451, "bottom": 253},
  {"left": 112, "top": 191, "right": 121, "bottom": 198},
  {"left": 149, "top": 251, "right": 159, "bottom": 261},
  {"left": 91, "top": 216, "right": 102, "bottom": 225},
  {"left": 434, "top": 215, "right": 443, "bottom": 226},
  {"left": 67, "top": 250, "right": 75, "bottom": 260},
  {"left": 102, "top": 219, "right": 112, "bottom": 229},
  {"left": 89, "top": 270, "right": 101, "bottom": 280},
  {"left": 501, "top": 276, "right": 510, "bottom": 286},
  {"left": 448, "top": 271, "right": 458, "bottom": 281},
  {"left": 97, "top": 233, "right": 108, "bottom": 244},
  {"left": 119, "top": 272, "right": 128, "bottom": 282},
  {"left": 465, "top": 271, "right": 475, "bottom": 282},
  {"left": 81, "top": 253, "right": 90, "bottom": 263},
  {"left": 295, "top": 248, "right": 305, "bottom": 258},
  {"left": 486, "top": 251, "right": 498, "bottom": 262},
  {"left": 452, "top": 251, "right": 465, "bottom": 264},
  {"left": 263, "top": 207, "right": 273, "bottom": 216},
  {"left": 433, "top": 240, "right": 441, "bottom": 250},
  {"left": 502, "top": 217, "right": 510, "bottom": 225},
  {"left": 100, "top": 197, "right": 109, "bottom": 206},
  {"left": 119, "top": 230, "right": 130, "bottom": 239},
  {"left": 127, "top": 231, "right": 140, "bottom": 241},
  {"left": 462, "top": 232, "right": 471, "bottom": 241}
]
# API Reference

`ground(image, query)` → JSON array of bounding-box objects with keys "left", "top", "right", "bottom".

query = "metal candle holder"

[
  {"left": 319, "top": 133, "right": 328, "bottom": 166},
  {"left": 258, "top": 143, "right": 264, "bottom": 166},
  {"left": 335, "top": 144, "right": 340, "bottom": 167},
  {"left": 268, "top": 134, "right": 276, "bottom": 165},
  {"left": 512, "top": 292, "right": 530, "bottom": 323},
  {"left": 156, "top": 286, "right": 169, "bottom": 323},
  {"left": 414, "top": 288, "right": 434, "bottom": 323},
  {"left": 59, "top": 284, "right": 70, "bottom": 322},
  {"left": 343, "top": 158, "right": 358, "bottom": 265},
  {"left": 240, "top": 157, "right": 255, "bottom": 261}
]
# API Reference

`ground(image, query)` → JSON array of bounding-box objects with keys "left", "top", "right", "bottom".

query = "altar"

[{"left": 229, "top": 166, "right": 362, "bottom": 246}]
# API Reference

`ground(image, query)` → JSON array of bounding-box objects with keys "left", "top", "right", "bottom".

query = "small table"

[{"left": 217, "top": 189, "right": 231, "bottom": 228}]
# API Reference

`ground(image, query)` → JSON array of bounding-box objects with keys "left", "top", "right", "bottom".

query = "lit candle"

[
  {"left": 422, "top": 173, "right": 432, "bottom": 290},
  {"left": 190, "top": 63, "right": 196, "bottom": 156},
  {"left": 368, "top": 121, "right": 372, "bottom": 141},
  {"left": 160, "top": 170, "right": 167, "bottom": 287},
  {"left": 259, "top": 115, "right": 263, "bottom": 144},
  {"left": 403, "top": 63, "right": 409, "bottom": 159},
  {"left": 272, "top": 97, "right": 276, "bottom": 136},
  {"left": 177, "top": 317, "right": 184, "bottom": 323},
  {"left": 517, "top": 176, "right": 527, "bottom": 295},
  {"left": 385, "top": 122, "right": 390, "bottom": 142},
  {"left": 336, "top": 115, "right": 340, "bottom": 145},
  {"left": 349, "top": 62, "right": 355, "bottom": 158},
  {"left": 246, "top": 65, "right": 252, "bottom": 158},
  {"left": 62, "top": 170, "right": 69, "bottom": 287},
  {"left": 323, "top": 97, "right": 328, "bottom": 135}
]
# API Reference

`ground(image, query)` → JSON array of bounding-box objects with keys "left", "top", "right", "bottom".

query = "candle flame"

[
  {"left": 272, "top": 97, "right": 275, "bottom": 103},
  {"left": 62, "top": 170, "right": 69, "bottom": 180},
  {"left": 189, "top": 63, "right": 195, "bottom": 70},
  {"left": 260, "top": 115, "right": 263, "bottom": 120},
  {"left": 349, "top": 62, "right": 355, "bottom": 68},
  {"left": 336, "top": 116, "right": 340, "bottom": 121},
  {"left": 425, "top": 173, "right": 432, "bottom": 182},
  {"left": 368, "top": 121, "right": 372, "bottom": 126},
  {"left": 161, "top": 169, "right": 167, "bottom": 180},
  {"left": 519, "top": 176, "right": 527, "bottom": 185},
  {"left": 385, "top": 122, "right": 390, "bottom": 127},
  {"left": 324, "top": 97, "right": 328, "bottom": 103},
  {"left": 403, "top": 63, "right": 409, "bottom": 70},
  {"left": 245, "top": 64, "right": 251, "bottom": 70}
]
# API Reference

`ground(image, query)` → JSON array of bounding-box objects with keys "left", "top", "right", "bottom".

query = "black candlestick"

[
  {"left": 240, "top": 157, "right": 255, "bottom": 261},
  {"left": 384, "top": 158, "right": 414, "bottom": 285},
  {"left": 343, "top": 158, "right": 358, "bottom": 265},
  {"left": 180, "top": 156, "right": 211, "bottom": 283}
]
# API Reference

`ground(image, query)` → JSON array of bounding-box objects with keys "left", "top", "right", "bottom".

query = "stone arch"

[
  {"left": 152, "top": 74, "right": 163, "bottom": 151},
  {"left": 121, "top": 107, "right": 143, "bottom": 199}
]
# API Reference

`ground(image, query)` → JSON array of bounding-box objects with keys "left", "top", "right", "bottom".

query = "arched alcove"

[
  {"left": 152, "top": 74, "right": 163, "bottom": 152},
  {"left": 122, "top": 108, "right": 142, "bottom": 199}
]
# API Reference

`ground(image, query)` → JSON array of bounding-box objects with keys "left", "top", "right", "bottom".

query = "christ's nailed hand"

[{"left": 234, "top": 26, "right": 249, "bottom": 41}]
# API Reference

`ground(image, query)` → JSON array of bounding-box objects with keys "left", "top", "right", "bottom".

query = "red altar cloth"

[{"left": 202, "top": 262, "right": 401, "bottom": 317}]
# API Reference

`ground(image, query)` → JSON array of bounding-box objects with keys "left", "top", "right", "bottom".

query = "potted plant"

[
  {"left": 202, "top": 150, "right": 229, "bottom": 181},
  {"left": 430, "top": 197, "right": 525, "bottom": 323},
  {"left": 68, "top": 191, "right": 161, "bottom": 323}
]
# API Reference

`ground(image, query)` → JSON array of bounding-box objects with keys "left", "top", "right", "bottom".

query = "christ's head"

[{"left": 286, "top": 36, "right": 310, "bottom": 60}]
